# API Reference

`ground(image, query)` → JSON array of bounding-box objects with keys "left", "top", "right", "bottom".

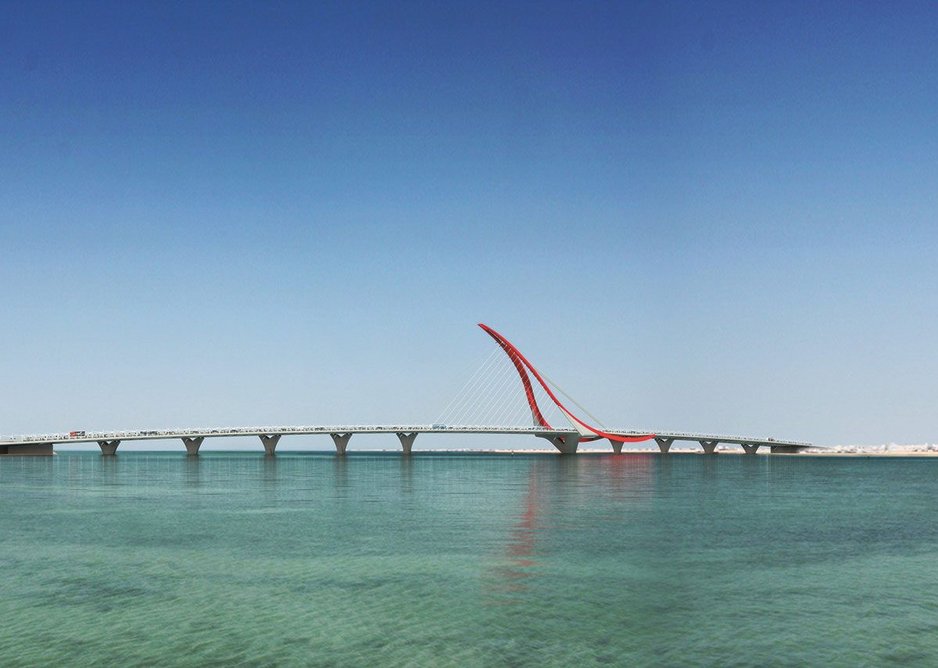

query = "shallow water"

[{"left": 3, "top": 452, "right": 938, "bottom": 666}]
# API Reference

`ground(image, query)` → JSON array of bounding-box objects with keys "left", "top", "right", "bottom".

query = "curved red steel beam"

[
  {"left": 478, "top": 323, "right": 655, "bottom": 443},
  {"left": 484, "top": 328, "right": 552, "bottom": 429}
]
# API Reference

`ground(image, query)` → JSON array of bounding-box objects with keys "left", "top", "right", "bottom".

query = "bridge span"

[
  {"left": 0, "top": 323, "right": 810, "bottom": 457},
  {"left": 0, "top": 426, "right": 810, "bottom": 457}
]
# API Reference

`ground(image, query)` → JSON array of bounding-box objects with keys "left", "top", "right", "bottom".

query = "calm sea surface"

[{"left": 3, "top": 452, "right": 938, "bottom": 666}]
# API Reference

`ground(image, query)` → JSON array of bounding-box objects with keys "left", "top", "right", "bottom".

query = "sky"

[{"left": 2, "top": 0, "right": 937, "bottom": 450}]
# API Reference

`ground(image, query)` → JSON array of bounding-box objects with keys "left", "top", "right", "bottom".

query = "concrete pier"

[
  {"left": 330, "top": 433, "right": 352, "bottom": 455},
  {"left": 655, "top": 437, "right": 674, "bottom": 454},
  {"left": 608, "top": 438, "right": 623, "bottom": 454},
  {"left": 182, "top": 436, "right": 205, "bottom": 456},
  {"left": 396, "top": 432, "right": 418, "bottom": 455},
  {"left": 699, "top": 440, "right": 719, "bottom": 455},
  {"left": 259, "top": 434, "right": 281, "bottom": 456},
  {"left": 98, "top": 440, "right": 120, "bottom": 456},
  {"left": 741, "top": 443, "right": 759, "bottom": 455},
  {"left": 537, "top": 432, "right": 580, "bottom": 454}
]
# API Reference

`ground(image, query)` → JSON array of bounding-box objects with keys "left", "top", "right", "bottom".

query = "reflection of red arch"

[{"left": 479, "top": 323, "right": 654, "bottom": 443}]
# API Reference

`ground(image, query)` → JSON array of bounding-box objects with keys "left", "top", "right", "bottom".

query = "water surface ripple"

[{"left": 3, "top": 452, "right": 938, "bottom": 666}]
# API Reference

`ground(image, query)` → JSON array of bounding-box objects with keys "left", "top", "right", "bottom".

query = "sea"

[{"left": 3, "top": 451, "right": 938, "bottom": 666}]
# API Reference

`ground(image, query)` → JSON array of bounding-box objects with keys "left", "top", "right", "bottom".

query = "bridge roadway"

[{"left": 0, "top": 425, "right": 811, "bottom": 456}]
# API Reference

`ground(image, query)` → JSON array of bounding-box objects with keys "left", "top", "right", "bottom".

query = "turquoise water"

[{"left": 3, "top": 452, "right": 938, "bottom": 666}]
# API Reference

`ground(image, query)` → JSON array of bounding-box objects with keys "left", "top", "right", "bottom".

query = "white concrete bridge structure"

[
  {"left": 0, "top": 426, "right": 811, "bottom": 457},
  {"left": 0, "top": 324, "right": 811, "bottom": 457}
]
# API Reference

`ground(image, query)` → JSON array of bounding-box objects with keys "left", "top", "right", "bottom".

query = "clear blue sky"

[{"left": 2, "top": 1, "right": 937, "bottom": 448}]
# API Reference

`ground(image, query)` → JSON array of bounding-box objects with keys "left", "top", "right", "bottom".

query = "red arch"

[
  {"left": 485, "top": 329, "right": 553, "bottom": 429},
  {"left": 478, "top": 324, "right": 654, "bottom": 443}
]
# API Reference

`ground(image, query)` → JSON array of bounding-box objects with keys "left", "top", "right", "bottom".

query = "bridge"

[{"left": 0, "top": 324, "right": 810, "bottom": 457}]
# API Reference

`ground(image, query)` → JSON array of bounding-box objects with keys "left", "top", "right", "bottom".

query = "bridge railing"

[
  {"left": 0, "top": 424, "right": 581, "bottom": 444},
  {"left": 1, "top": 425, "right": 810, "bottom": 447}
]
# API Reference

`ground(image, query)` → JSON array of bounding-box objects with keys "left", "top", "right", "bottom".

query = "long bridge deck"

[
  {"left": 0, "top": 324, "right": 813, "bottom": 457},
  {"left": 0, "top": 425, "right": 811, "bottom": 456}
]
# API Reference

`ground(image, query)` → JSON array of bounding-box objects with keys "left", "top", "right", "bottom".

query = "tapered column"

[
  {"left": 182, "top": 436, "right": 205, "bottom": 456},
  {"left": 655, "top": 437, "right": 674, "bottom": 454},
  {"left": 741, "top": 443, "right": 759, "bottom": 455},
  {"left": 98, "top": 440, "right": 120, "bottom": 456},
  {"left": 536, "top": 432, "right": 579, "bottom": 454},
  {"left": 699, "top": 440, "right": 719, "bottom": 455},
  {"left": 396, "top": 432, "right": 418, "bottom": 455},
  {"left": 331, "top": 433, "right": 352, "bottom": 456},
  {"left": 259, "top": 434, "right": 281, "bottom": 456},
  {"left": 608, "top": 438, "right": 624, "bottom": 454}
]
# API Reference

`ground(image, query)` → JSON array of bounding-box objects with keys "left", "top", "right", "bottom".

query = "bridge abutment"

[
  {"left": 182, "top": 437, "right": 205, "bottom": 456},
  {"left": 259, "top": 434, "right": 281, "bottom": 456},
  {"left": 331, "top": 433, "right": 352, "bottom": 455},
  {"left": 770, "top": 445, "right": 805, "bottom": 454},
  {"left": 98, "top": 440, "right": 120, "bottom": 456},
  {"left": 0, "top": 443, "right": 54, "bottom": 456},
  {"left": 396, "top": 432, "right": 418, "bottom": 455},
  {"left": 699, "top": 440, "right": 719, "bottom": 455}
]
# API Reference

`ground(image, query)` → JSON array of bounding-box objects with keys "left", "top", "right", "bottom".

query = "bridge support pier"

[
  {"left": 331, "top": 433, "right": 352, "bottom": 456},
  {"left": 699, "top": 440, "right": 719, "bottom": 455},
  {"left": 259, "top": 434, "right": 281, "bottom": 456},
  {"left": 536, "top": 432, "right": 580, "bottom": 454},
  {"left": 182, "top": 437, "right": 205, "bottom": 456},
  {"left": 741, "top": 443, "right": 759, "bottom": 455},
  {"left": 655, "top": 437, "right": 674, "bottom": 454},
  {"left": 608, "top": 439, "right": 623, "bottom": 454},
  {"left": 98, "top": 440, "right": 120, "bottom": 456},
  {"left": 396, "top": 432, "right": 418, "bottom": 455}
]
